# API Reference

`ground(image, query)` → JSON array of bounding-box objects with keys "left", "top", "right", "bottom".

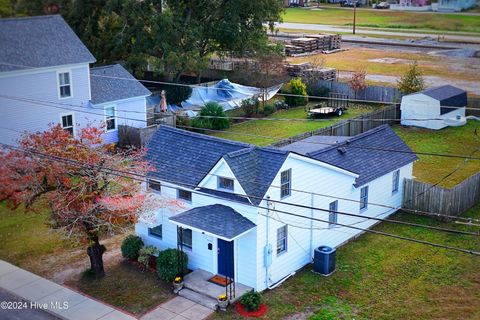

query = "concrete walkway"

[
  {"left": 140, "top": 297, "right": 212, "bottom": 320},
  {"left": 0, "top": 260, "right": 213, "bottom": 320},
  {"left": 0, "top": 260, "right": 136, "bottom": 320}
]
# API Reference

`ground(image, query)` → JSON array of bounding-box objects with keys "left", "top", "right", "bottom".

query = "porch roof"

[{"left": 169, "top": 204, "right": 256, "bottom": 241}]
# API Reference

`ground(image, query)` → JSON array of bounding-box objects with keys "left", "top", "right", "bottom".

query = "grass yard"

[
  {"left": 212, "top": 205, "right": 480, "bottom": 320},
  {"left": 66, "top": 261, "right": 173, "bottom": 316},
  {"left": 287, "top": 48, "right": 480, "bottom": 83},
  {"left": 210, "top": 103, "right": 377, "bottom": 145},
  {"left": 283, "top": 7, "right": 480, "bottom": 33},
  {"left": 394, "top": 121, "right": 480, "bottom": 188},
  {"left": 0, "top": 203, "right": 80, "bottom": 277}
]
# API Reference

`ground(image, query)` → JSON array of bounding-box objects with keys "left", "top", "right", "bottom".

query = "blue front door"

[{"left": 217, "top": 239, "right": 234, "bottom": 278}]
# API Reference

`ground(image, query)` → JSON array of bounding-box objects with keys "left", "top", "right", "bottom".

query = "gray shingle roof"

[
  {"left": 223, "top": 147, "right": 289, "bottom": 205},
  {"left": 146, "top": 126, "right": 250, "bottom": 188},
  {"left": 307, "top": 125, "right": 418, "bottom": 187},
  {"left": 415, "top": 85, "right": 467, "bottom": 115},
  {"left": 280, "top": 135, "right": 350, "bottom": 155},
  {"left": 0, "top": 15, "right": 95, "bottom": 72},
  {"left": 90, "top": 64, "right": 151, "bottom": 104},
  {"left": 169, "top": 204, "right": 256, "bottom": 240}
]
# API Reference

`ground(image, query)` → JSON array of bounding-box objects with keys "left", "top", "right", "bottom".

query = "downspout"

[
  {"left": 264, "top": 196, "right": 271, "bottom": 288},
  {"left": 309, "top": 193, "right": 314, "bottom": 262}
]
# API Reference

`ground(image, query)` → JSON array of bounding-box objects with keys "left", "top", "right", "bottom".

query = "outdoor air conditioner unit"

[{"left": 313, "top": 246, "right": 336, "bottom": 276}]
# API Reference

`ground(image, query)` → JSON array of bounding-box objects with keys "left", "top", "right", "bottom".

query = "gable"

[{"left": 197, "top": 158, "right": 249, "bottom": 196}]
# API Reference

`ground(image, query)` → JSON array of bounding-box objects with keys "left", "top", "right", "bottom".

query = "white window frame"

[
  {"left": 392, "top": 170, "right": 400, "bottom": 194},
  {"left": 177, "top": 189, "right": 192, "bottom": 202},
  {"left": 360, "top": 186, "right": 369, "bottom": 212},
  {"left": 178, "top": 228, "right": 192, "bottom": 250},
  {"left": 328, "top": 200, "right": 338, "bottom": 228},
  {"left": 280, "top": 169, "right": 292, "bottom": 199},
  {"left": 56, "top": 70, "right": 73, "bottom": 99},
  {"left": 148, "top": 224, "right": 163, "bottom": 239},
  {"left": 276, "top": 225, "right": 288, "bottom": 256},
  {"left": 217, "top": 176, "right": 234, "bottom": 191},
  {"left": 147, "top": 179, "right": 161, "bottom": 193},
  {"left": 104, "top": 105, "right": 117, "bottom": 132},
  {"left": 59, "top": 113, "right": 75, "bottom": 137}
]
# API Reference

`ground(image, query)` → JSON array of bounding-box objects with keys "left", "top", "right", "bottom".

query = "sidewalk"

[
  {"left": 0, "top": 260, "right": 136, "bottom": 320},
  {"left": 0, "top": 260, "right": 213, "bottom": 320}
]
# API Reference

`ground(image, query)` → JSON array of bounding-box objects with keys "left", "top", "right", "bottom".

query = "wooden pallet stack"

[
  {"left": 284, "top": 44, "right": 304, "bottom": 55},
  {"left": 303, "top": 34, "right": 330, "bottom": 51},
  {"left": 291, "top": 37, "right": 318, "bottom": 52},
  {"left": 302, "top": 67, "right": 337, "bottom": 81},
  {"left": 327, "top": 34, "right": 342, "bottom": 50},
  {"left": 286, "top": 62, "right": 312, "bottom": 76}
]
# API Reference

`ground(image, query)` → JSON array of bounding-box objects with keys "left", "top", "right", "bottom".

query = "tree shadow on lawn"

[{"left": 66, "top": 260, "right": 174, "bottom": 316}]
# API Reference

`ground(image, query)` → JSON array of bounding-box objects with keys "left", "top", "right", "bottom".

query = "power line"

[
  {"left": 1, "top": 142, "right": 478, "bottom": 238},
  {"left": 1, "top": 123, "right": 479, "bottom": 225},
  {"left": 2, "top": 94, "right": 479, "bottom": 161}
]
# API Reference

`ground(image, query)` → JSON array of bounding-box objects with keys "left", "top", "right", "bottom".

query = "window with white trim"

[
  {"left": 360, "top": 186, "right": 369, "bottom": 211},
  {"left": 276, "top": 225, "right": 288, "bottom": 255},
  {"left": 61, "top": 114, "right": 74, "bottom": 135},
  {"left": 177, "top": 189, "right": 192, "bottom": 202},
  {"left": 328, "top": 200, "right": 338, "bottom": 228},
  {"left": 217, "top": 177, "right": 234, "bottom": 191},
  {"left": 147, "top": 179, "right": 161, "bottom": 193},
  {"left": 148, "top": 224, "right": 162, "bottom": 239},
  {"left": 178, "top": 228, "right": 192, "bottom": 249},
  {"left": 392, "top": 170, "right": 400, "bottom": 194},
  {"left": 58, "top": 72, "right": 71, "bottom": 98},
  {"left": 105, "top": 106, "right": 116, "bottom": 131},
  {"left": 280, "top": 169, "right": 291, "bottom": 198}
]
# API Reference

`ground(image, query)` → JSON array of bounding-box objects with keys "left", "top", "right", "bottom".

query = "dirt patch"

[
  {"left": 283, "top": 307, "right": 318, "bottom": 320},
  {"left": 368, "top": 58, "right": 412, "bottom": 64}
]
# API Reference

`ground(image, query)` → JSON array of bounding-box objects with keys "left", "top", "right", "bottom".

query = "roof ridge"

[
  {"left": 90, "top": 64, "right": 118, "bottom": 70},
  {"left": 308, "top": 125, "right": 389, "bottom": 157},
  {"left": 158, "top": 125, "right": 251, "bottom": 148},
  {"left": 0, "top": 15, "right": 59, "bottom": 22}
]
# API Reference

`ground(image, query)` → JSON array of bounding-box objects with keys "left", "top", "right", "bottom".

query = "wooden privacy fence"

[
  {"left": 403, "top": 173, "right": 480, "bottom": 218},
  {"left": 310, "top": 80, "right": 403, "bottom": 103},
  {"left": 270, "top": 104, "right": 400, "bottom": 148}
]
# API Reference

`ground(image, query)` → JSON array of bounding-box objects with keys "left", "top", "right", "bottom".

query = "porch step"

[{"left": 178, "top": 288, "right": 218, "bottom": 311}]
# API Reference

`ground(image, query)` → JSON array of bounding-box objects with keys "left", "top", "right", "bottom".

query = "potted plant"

[
  {"left": 173, "top": 276, "right": 183, "bottom": 293},
  {"left": 217, "top": 294, "right": 228, "bottom": 311}
]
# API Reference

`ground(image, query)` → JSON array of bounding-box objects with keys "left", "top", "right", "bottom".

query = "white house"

[
  {"left": 400, "top": 85, "right": 467, "bottom": 130},
  {"left": 135, "top": 125, "right": 417, "bottom": 300},
  {"left": 0, "top": 15, "right": 151, "bottom": 146}
]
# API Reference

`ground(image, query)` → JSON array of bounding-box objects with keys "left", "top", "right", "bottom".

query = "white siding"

[
  {"left": 0, "top": 64, "right": 91, "bottom": 145},
  {"left": 198, "top": 159, "right": 248, "bottom": 196}
]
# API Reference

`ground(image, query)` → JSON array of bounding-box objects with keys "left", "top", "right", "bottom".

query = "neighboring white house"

[
  {"left": 434, "top": 0, "right": 477, "bottom": 11},
  {"left": 0, "top": 15, "right": 151, "bottom": 146},
  {"left": 400, "top": 85, "right": 467, "bottom": 130},
  {"left": 136, "top": 125, "right": 417, "bottom": 294}
]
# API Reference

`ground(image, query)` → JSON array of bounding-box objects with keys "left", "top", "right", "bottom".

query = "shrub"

[
  {"left": 397, "top": 61, "right": 425, "bottom": 95},
  {"left": 138, "top": 245, "right": 158, "bottom": 270},
  {"left": 307, "top": 85, "right": 330, "bottom": 98},
  {"left": 284, "top": 78, "right": 308, "bottom": 107},
  {"left": 156, "top": 248, "right": 188, "bottom": 282},
  {"left": 263, "top": 103, "right": 277, "bottom": 116},
  {"left": 121, "top": 235, "right": 144, "bottom": 260},
  {"left": 241, "top": 98, "right": 260, "bottom": 117},
  {"left": 240, "top": 291, "right": 262, "bottom": 311},
  {"left": 191, "top": 102, "right": 230, "bottom": 130},
  {"left": 275, "top": 100, "right": 289, "bottom": 110}
]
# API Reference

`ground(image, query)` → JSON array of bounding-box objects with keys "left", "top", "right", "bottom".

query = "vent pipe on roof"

[{"left": 337, "top": 147, "right": 347, "bottom": 155}]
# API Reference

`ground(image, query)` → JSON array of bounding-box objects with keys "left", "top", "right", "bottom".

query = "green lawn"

[
  {"left": 66, "top": 261, "right": 173, "bottom": 315},
  {"left": 0, "top": 203, "right": 78, "bottom": 276},
  {"left": 212, "top": 205, "right": 480, "bottom": 320},
  {"left": 283, "top": 8, "right": 480, "bottom": 33},
  {"left": 394, "top": 121, "right": 480, "bottom": 188},
  {"left": 210, "top": 103, "right": 377, "bottom": 145}
]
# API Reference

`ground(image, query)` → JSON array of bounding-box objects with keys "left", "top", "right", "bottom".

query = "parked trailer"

[{"left": 308, "top": 93, "right": 349, "bottom": 117}]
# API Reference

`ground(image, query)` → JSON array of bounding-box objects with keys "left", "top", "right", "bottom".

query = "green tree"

[
  {"left": 397, "top": 61, "right": 426, "bottom": 94},
  {"left": 191, "top": 102, "right": 230, "bottom": 130},
  {"left": 284, "top": 78, "right": 308, "bottom": 107}
]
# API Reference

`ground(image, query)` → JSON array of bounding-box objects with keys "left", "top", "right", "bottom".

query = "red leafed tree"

[
  {"left": 348, "top": 69, "right": 368, "bottom": 99},
  {"left": 0, "top": 124, "right": 152, "bottom": 278}
]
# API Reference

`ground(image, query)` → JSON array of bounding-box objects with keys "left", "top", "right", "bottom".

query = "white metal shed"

[{"left": 400, "top": 85, "right": 467, "bottom": 130}]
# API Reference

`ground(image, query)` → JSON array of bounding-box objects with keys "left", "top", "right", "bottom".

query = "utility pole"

[{"left": 353, "top": 1, "right": 357, "bottom": 35}]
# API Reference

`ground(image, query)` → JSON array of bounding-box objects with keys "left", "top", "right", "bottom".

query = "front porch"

[{"left": 178, "top": 269, "right": 253, "bottom": 310}]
